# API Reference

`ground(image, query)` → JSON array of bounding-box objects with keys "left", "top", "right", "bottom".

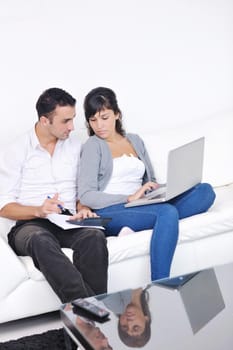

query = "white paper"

[{"left": 47, "top": 213, "right": 104, "bottom": 230}]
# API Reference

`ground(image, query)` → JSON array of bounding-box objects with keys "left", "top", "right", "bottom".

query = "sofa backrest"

[
  {"left": 140, "top": 112, "right": 233, "bottom": 187},
  {"left": 0, "top": 218, "right": 15, "bottom": 241}
]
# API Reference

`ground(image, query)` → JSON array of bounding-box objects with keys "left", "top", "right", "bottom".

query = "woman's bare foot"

[{"left": 118, "top": 226, "right": 135, "bottom": 237}]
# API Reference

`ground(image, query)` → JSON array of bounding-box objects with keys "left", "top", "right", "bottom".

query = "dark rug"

[{"left": 0, "top": 328, "right": 77, "bottom": 350}]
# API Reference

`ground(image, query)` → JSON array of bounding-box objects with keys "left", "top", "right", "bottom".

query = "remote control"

[{"left": 71, "top": 298, "right": 110, "bottom": 319}]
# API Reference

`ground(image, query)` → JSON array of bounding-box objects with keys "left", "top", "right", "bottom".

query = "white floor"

[{"left": 0, "top": 311, "right": 63, "bottom": 343}]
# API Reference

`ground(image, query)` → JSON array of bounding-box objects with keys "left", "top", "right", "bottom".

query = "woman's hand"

[
  {"left": 70, "top": 202, "right": 98, "bottom": 220},
  {"left": 127, "top": 182, "right": 159, "bottom": 203}
]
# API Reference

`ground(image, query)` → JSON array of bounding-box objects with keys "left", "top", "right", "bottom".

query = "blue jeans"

[{"left": 95, "top": 183, "right": 216, "bottom": 281}]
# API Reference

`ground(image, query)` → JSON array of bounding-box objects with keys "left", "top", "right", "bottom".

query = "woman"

[
  {"left": 102, "top": 287, "right": 151, "bottom": 348},
  {"left": 78, "top": 87, "right": 216, "bottom": 281}
]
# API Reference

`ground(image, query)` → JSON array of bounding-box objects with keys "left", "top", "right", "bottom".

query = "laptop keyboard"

[{"left": 145, "top": 185, "right": 167, "bottom": 199}]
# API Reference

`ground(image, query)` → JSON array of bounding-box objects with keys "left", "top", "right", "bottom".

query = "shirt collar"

[{"left": 29, "top": 125, "right": 41, "bottom": 149}]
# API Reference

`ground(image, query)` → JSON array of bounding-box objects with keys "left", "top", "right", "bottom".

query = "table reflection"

[
  {"left": 75, "top": 316, "right": 113, "bottom": 350},
  {"left": 62, "top": 264, "right": 232, "bottom": 350}
]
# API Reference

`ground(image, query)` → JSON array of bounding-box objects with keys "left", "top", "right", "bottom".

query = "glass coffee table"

[{"left": 61, "top": 262, "right": 233, "bottom": 349}]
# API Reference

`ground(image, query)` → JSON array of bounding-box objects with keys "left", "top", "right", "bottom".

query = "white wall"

[{"left": 0, "top": 0, "right": 233, "bottom": 145}]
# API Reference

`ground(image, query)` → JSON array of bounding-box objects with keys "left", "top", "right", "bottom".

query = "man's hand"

[
  {"left": 36, "top": 193, "right": 65, "bottom": 218},
  {"left": 0, "top": 193, "right": 65, "bottom": 221}
]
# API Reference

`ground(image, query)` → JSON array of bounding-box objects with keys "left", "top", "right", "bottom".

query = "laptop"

[{"left": 125, "top": 137, "right": 204, "bottom": 207}]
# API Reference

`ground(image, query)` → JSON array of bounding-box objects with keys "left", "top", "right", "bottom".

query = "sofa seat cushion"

[
  {"left": 19, "top": 184, "right": 233, "bottom": 281},
  {"left": 108, "top": 184, "right": 233, "bottom": 263},
  {"left": 179, "top": 184, "right": 233, "bottom": 242}
]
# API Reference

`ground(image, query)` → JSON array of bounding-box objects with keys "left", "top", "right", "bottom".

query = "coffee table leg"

[{"left": 63, "top": 328, "right": 79, "bottom": 349}]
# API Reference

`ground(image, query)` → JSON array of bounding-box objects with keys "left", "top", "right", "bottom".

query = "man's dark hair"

[{"left": 36, "top": 87, "right": 76, "bottom": 119}]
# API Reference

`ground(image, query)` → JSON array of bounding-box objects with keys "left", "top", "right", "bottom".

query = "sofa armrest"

[{"left": 0, "top": 236, "right": 28, "bottom": 299}]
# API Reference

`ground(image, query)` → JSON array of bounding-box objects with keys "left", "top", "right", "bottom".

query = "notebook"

[{"left": 125, "top": 137, "right": 204, "bottom": 207}]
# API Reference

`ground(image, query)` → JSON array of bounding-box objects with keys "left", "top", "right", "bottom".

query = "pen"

[{"left": 47, "top": 196, "right": 66, "bottom": 214}]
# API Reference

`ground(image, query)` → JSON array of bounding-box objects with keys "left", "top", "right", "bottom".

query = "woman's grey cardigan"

[{"left": 78, "top": 133, "right": 156, "bottom": 209}]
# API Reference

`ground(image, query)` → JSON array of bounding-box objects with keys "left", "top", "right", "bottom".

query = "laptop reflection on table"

[{"left": 155, "top": 269, "right": 225, "bottom": 334}]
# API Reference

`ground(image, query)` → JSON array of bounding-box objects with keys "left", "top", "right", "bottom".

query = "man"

[
  {"left": 75, "top": 316, "right": 113, "bottom": 350},
  {"left": 0, "top": 88, "right": 108, "bottom": 303}
]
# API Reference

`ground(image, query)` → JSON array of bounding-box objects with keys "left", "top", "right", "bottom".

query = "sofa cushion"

[
  {"left": 0, "top": 218, "right": 15, "bottom": 241},
  {"left": 179, "top": 184, "right": 233, "bottom": 242},
  {"left": 0, "top": 237, "right": 28, "bottom": 299}
]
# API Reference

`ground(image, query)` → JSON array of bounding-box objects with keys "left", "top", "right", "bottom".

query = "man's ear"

[{"left": 40, "top": 116, "right": 49, "bottom": 125}]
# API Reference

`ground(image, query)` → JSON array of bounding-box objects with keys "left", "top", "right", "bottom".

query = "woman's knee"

[
  {"left": 201, "top": 182, "right": 215, "bottom": 197},
  {"left": 159, "top": 203, "right": 179, "bottom": 220},
  {"left": 198, "top": 183, "right": 216, "bottom": 208}
]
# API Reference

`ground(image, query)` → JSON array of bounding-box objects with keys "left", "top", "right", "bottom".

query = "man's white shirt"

[{"left": 0, "top": 127, "right": 81, "bottom": 214}]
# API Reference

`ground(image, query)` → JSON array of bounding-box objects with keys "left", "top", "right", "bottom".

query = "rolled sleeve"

[{"left": 0, "top": 138, "right": 25, "bottom": 210}]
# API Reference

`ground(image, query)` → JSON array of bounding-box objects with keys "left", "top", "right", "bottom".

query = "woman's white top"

[{"left": 103, "top": 154, "right": 145, "bottom": 195}]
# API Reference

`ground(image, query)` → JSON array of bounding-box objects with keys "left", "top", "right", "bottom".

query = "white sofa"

[{"left": 1, "top": 112, "right": 233, "bottom": 324}]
